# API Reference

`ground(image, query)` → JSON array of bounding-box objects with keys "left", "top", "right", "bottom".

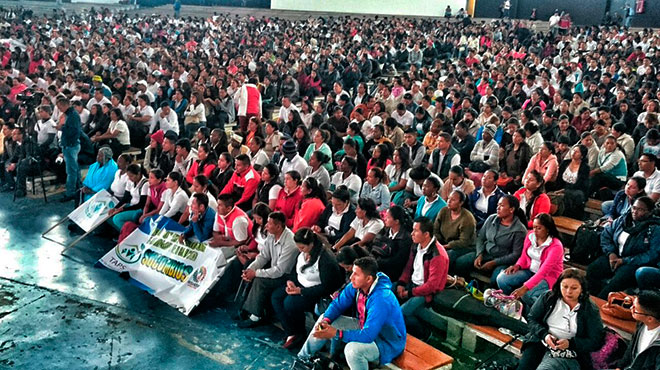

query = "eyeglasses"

[{"left": 632, "top": 308, "right": 654, "bottom": 317}]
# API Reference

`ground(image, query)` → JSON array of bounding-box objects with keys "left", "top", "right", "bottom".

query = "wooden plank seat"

[
  {"left": 465, "top": 324, "right": 523, "bottom": 356},
  {"left": 554, "top": 216, "right": 584, "bottom": 236},
  {"left": 585, "top": 199, "right": 603, "bottom": 216},
  {"left": 387, "top": 334, "right": 453, "bottom": 370}
]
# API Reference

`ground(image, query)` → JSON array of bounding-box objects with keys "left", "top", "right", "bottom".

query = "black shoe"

[
  {"left": 231, "top": 310, "right": 248, "bottom": 321},
  {"left": 14, "top": 190, "right": 26, "bottom": 198},
  {"left": 237, "top": 317, "right": 263, "bottom": 329},
  {"left": 1, "top": 184, "right": 14, "bottom": 192}
]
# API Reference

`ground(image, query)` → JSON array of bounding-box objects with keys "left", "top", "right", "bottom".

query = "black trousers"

[
  {"left": 586, "top": 254, "right": 639, "bottom": 299},
  {"left": 517, "top": 342, "right": 545, "bottom": 370}
]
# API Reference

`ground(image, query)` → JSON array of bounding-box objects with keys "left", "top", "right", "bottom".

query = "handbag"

[
  {"left": 484, "top": 289, "right": 524, "bottom": 320},
  {"left": 600, "top": 292, "right": 635, "bottom": 321}
]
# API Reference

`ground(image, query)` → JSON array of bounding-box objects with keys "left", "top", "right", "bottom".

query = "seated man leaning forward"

[{"left": 297, "top": 256, "right": 406, "bottom": 370}]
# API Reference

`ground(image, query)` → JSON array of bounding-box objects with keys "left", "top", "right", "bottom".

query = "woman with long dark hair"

[
  {"left": 271, "top": 228, "right": 343, "bottom": 349},
  {"left": 371, "top": 205, "right": 414, "bottom": 281},
  {"left": 210, "top": 152, "right": 234, "bottom": 192},
  {"left": 331, "top": 198, "right": 384, "bottom": 251},
  {"left": 312, "top": 187, "right": 357, "bottom": 245},
  {"left": 185, "top": 143, "right": 217, "bottom": 185},
  {"left": 108, "top": 164, "right": 149, "bottom": 231},
  {"left": 555, "top": 145, "right": 590, "bottom": 218},
  {"left": 496, "top": 213, "right": 564, "bottom": 310},
  {"left": 157, "top": 171, "right": 191, "bottom": 222},
  {"left": 274, "top": 170, "right": 304, "bottom": 228},
  {"left": 254, "top": 163, "right": 282, "bottom": 210},
  {"left": 514, "top": 170, "right": 551, "bottom": 228},
  {"left": 517, "top": 269, "right": 604, "bottom": 370},
  {"left": 302, "top": 151, "right": 331, "bottom": 191},
  {"left": 293, "top": 177, "right": 327, "bottom": 232}
]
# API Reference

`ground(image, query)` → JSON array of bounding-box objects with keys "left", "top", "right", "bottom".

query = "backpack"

[{"left": 568, "top": 220, "right": 604, "bottom": 265}]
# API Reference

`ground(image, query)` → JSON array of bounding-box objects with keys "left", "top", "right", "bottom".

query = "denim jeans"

[
  {"left": 400, "top": 295, "right": 427, "bottom": 339},
  {"left": 636, "top": 267, "right": 660, "bottom": 290},
  {"left": 298, "top": 315, "right": 380, "bottom": 370},
  {"left": 62, "top": 144, "right": 81, "bottom": 197}
]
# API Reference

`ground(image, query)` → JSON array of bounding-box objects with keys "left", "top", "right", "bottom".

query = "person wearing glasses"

[
  {"left": 587, "top": 196, "right": 660, "bottom": 299},
  {"left": 517, "top": 269, "right": 604, "bottom": 370},
  {"left": 612, "top": 290, "right": 660, "bottom": 370}
]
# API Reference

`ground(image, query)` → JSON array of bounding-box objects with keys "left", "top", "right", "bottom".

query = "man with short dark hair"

[
  {"left": 179, "top": 193, "right": 216, "bottom": 243},
  {"left": 237, "top": 211, "right": 298, "bottom": 328},
  {"left": 220, "top": 154, "right": 261, "bottom": 210},
  {"left": 613, "top": 290, "right": 660, "bottom": 370},
  {"left": 56, "top": 97, "right": 81, "bottom": 202},
  {"left": 428, "top": 132, "right": 461, "bottom": 179},
  {"left": 173, "top": 138, "right": 197, "bottom": 175},
  {"left": 395, "top": 217, "right": 449, "bottom": 339},
  {"left": 157, "top": 131, "right": 178, "bottom": 175},
  {"left": 1, "top": 128, "right": 33, "bottom": 197},
  {"left": 210, "top": 193, "right": 253, "bottom": 248},
  {"left": 297, "top": 256, "right": 406, "bottom": 370}
]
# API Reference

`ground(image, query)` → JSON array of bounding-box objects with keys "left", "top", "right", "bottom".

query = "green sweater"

[{"left": 433, "top": 207, "right": 476, "bottom": 250}]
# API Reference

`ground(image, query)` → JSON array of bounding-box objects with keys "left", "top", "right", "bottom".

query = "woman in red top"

[
  {"left": 293, "top": 177, "right": 327, "bottom": 232},
  {"left": 186, "top": 143, "right": 217, "bottom": 185},
  {"left": 514, "top": 170, "right": 551, "bottom": 228},
  {"left": 274, "top": 170, "right": 304, "bottom": 228}
]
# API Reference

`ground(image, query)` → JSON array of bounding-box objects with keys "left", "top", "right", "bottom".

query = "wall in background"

[
  {"left": 473, "top": 0, "right": 659, "bottom": 27},
  {"left": 271, "top": 0, "right": 467, "bottom": 17}
]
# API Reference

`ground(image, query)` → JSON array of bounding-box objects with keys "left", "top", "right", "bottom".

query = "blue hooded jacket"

[{"left": 323, "top": 272, "right": 406, "bottom": 365}]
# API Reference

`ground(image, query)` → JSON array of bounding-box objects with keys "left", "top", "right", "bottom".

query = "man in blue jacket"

[
  {"left": 297, "top": 257, "right": 406, "bottom": 370},
  {"left": 179, "top": 193, "right": 215, "bottom": 243}
]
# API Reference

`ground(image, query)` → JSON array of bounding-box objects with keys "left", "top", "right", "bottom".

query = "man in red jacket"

[
  {"left": 220, "top": 154, "right": 260, "bottom": 211},
  {"left": 395, "top": 217, "right": 449, "bottom": 340}
]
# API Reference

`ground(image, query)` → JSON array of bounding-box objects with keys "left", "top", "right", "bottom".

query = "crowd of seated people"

[{"left": 2, "top": 5, "right": 660, "bottom": 369}]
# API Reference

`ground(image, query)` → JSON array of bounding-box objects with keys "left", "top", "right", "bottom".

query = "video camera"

[{"left": 16, "top": 89, "right": 44, "bottom": 109}]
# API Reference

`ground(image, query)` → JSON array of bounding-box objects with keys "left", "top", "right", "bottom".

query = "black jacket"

[
  {"left": 616, "top": 322, "right": 660, "bottom": 370},
  {"left": 524, "top": 291, "right": 605, "bottom": 370},
  {"left": 291, "top": 247, "right": 343, "bottom": 300},
  {"left": 371, "top": 228, "right": 412, "bottom": 282},
  {"left": 318, "top": 204, "right": 356, "bottom": 245}
]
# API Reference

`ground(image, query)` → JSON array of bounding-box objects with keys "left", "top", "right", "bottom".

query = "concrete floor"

[{"left": 0, "top": 192, "right": 295, "bottom": 369}]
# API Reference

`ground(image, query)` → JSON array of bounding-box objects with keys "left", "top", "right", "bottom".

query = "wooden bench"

[
  {"left": 590, "top": 295, "right": 636, "bottom": 340},
  {"left": 386, "top": 334, "right": 453, "bottom": 370},
  {"left": 585, "top": 199, "right": 603, "bottom": 217},
  {"left": 554, "top": 216, "right": 584, "bottom": 236},
  {"left": 463, "top": 324, "right": 523, "bottom": 357}
]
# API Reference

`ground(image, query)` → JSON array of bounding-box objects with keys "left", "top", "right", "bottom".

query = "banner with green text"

[{"left": 98, "top": 216, "right": 226, "bottom": 315}]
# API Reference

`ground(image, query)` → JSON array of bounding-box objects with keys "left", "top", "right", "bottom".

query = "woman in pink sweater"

[{"left": 496, "top": 213, "right": 564, "bottom": 310}]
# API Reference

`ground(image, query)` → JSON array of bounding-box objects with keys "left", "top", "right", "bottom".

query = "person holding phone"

[{"left": 517, "top": 269, "right": 604, "bottom": 370}]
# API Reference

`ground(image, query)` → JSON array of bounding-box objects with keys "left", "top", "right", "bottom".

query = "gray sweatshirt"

[
  {"left": 249, "top": 228, "right": 299, "bottom": 279},
  {"left": 475, "top": 214, "right": 527, "bottom": 266}
]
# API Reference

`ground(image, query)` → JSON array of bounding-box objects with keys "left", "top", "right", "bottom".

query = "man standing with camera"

[{"left": 55, "top": 97, "right": 81, "bottom": 203}]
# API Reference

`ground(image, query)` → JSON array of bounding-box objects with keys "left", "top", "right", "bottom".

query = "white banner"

[
  {"left": 68, "top": 189, "right": 118, "bottom": 233},
  {"left": 98, "top": 216, "right": 226, "bottom": 315}
]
